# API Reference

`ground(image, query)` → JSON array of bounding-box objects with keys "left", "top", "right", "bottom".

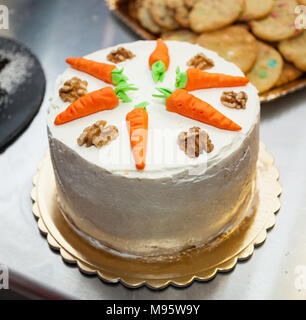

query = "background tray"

[{"left": 107, "top": 0, "right": 306, "bottom": 104}]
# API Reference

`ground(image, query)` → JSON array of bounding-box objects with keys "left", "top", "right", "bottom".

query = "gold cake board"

[{"left": 31, "top": 142, "right": 281, "bottom": 289}]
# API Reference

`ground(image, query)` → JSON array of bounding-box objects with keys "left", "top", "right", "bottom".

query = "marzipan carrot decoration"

[
  {"left": 55, "top": 84, "right": 137, "bottom": 125},
  {"left": 149, "top": 39, "right": 170, "bottom": 83},
  {"left": 153, "top": 88, "right": 241, "bottom": 131},
  {"left": 175, "top": 67, "right": 249, "bottom": 91},
  {"left": 66, "top": 57, "right": 128, "bottom": 85},
  {"left": 126, "top": 102, "right": 149, "bottom": 170}
]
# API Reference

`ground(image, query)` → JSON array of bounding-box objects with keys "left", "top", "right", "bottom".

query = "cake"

[{"left": 47, "top": 40, "right": 260, "bottom": 257}]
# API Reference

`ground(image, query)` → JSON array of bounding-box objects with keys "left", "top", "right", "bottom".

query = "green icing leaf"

[
  {"left": 134, "top": 101, "right": 149, "bottom": 111},
  {"left": 116, "top": 91, "right": 131, "bottom": 102},
  {"left": 152, "top": 88, "right": 173, "bottom": 100},
  {"left": 268, "top": 60, "right": 277, "bottom": 68},
  {"left": 114, "top": 82, "right": 138, "bottom": 103},
  {"left": 175, "top": 67, "right": 188, "bottom": 89},
  {"left": 112, "top": 68, "right": 129, "bottom": 85},
  {"left": 152, "top": 61, "right": 166, "bottom": 83}
]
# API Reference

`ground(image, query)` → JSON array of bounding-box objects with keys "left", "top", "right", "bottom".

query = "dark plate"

[{"left": 0, "top": 37, "right": 46, "bottom": 152}]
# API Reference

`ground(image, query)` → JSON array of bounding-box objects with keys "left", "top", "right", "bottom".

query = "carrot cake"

[{"left": 48, "top": 40, "right": 260, "bottom": 257}]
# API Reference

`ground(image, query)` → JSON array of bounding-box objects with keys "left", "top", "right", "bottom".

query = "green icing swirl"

[
  {"left": 111, "top": 68, "right": 129, "bottom": 85},
  {"left": 152, "top": 61, "right": 166, "bottom": 83},
  {"left": 175, "top": 67, "right": 188, "bottom": 89}
]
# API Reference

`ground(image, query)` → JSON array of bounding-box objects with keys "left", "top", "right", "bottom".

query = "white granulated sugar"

[{"left": 0, "top": 49, "right": 34, "bottom": 94}]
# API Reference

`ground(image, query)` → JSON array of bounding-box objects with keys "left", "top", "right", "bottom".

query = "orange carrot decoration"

[
  {"left": 153, "top": 88, "right": 241, "bottom": 131},
  {"left": 175, "top": 67, "right": 249, "bottom": 91},
  {"left": 126, "top": 102, "right": 149, "bottom": 170},
  {"left": 66, "top": 57, "right": 128, "bottom": 85},
  {"left": 149, "top": 39, "right": 170, "bottom": 83},
  {"left": 55, "top": 83, "right": 137, "bottom": 125}
]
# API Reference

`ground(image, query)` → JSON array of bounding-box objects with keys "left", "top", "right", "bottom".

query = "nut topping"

[
  {"left": 187, "top": 53, "right": 214, "bottom": 70},
  {"left": 77, "top": 121, "right": 119, "bottom": 148},
  {"left": 221, "top": 91, "right": 248, "bottom": 109},
  {"left": 107, "top": 47, "right": 135, "bottom": 64},
  {"left": 178, "top": 127, "right": 214, "bottom": 158},
  {"left": 59, "top": 77, "right": 88, "bottom": 103}
]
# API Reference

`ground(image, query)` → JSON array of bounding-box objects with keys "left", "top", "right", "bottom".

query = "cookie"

[
  {"left": 250, "top": 0, "right": 302, "bottom": 42},
  {"left": 275, "top": 62, "right": 304, "bottom": 86},
  {"left": 128, "top": 0, "right": 139, "bottom": 20},
  {"left": 166, "top": 0, "right": 190, "bottom": 28},
  {"left": 196, "top": 25, "right": 258, "bottom": 73},
  {"left": 239, "top": 0, "right": 274, "bottom": 21},
  {"left": 298, "top": 0, "right": 306, "bottom": 4},
  {"left": 149, "top": 0, "right": 179, "bottom": 30},
  {"left": 235, "top": 23, "right": 251, "bottom": 31},
  {"left": 183, "top": 0, "right": 199, "bottom": 8},
  {"left": 161, "top": 29, "right": 197, "bottom": 43},
  {"left": 136, "top": 0, "right": 162, "bottom": 34},
  {"left": 189, "top": 0, "right": 244, "bottom": 33},
  {"left": 278, "top": 31, "right": 306, "bottom": 71},
  {"left": 247, "top": 42, "right": 283, "bottom": 93}
]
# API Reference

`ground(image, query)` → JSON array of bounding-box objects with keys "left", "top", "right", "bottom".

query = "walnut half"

[
  {"left": 59, "top": 77, "right": 88, "bottom": 103},
  {"left": 178, "top": 127, "right": 214, "bottom": 158},
  {"left": 77, "top": 121, "right": 119, "bottom": 149},
  {"left": 107, "top": 47, "right": 135, "bottom": 64},
  {"left": 221, "top": 91, "right": 248, "bottom": 109},
  {"left": 187, "top": 53, "right": 215, "bottom": 71}
]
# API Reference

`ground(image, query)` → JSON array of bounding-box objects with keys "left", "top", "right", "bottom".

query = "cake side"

[{"left": 49, "top": 120, "right": 259, "bottom": 256}]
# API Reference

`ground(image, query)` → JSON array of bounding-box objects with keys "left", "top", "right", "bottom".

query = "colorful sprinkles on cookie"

[
  {"left": 259, "top": 70, "right": 267, "bottom": 79},
  {"left": 250, "top": 0, "right": 302, "bottom": 42},
  {"left": 278, "top": 2, "right": 288, "bottom": 7},
  {"left": 247, "top": 42, "right": 283, "bottom": 93},
  {"left": 269, "top": 60, "right": 277, "bottom": 68}
]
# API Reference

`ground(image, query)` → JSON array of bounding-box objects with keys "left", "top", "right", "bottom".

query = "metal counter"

[{"left": 0, "top": 0, "right": 306, "bottom": 300}]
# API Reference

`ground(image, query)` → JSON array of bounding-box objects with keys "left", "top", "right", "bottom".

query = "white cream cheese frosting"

[
  {"left": 48, "top": 41, "right": 260, "bottom": 179},
  {"left": 48, "top": 40, "right": 260, "bottom": 257}
]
